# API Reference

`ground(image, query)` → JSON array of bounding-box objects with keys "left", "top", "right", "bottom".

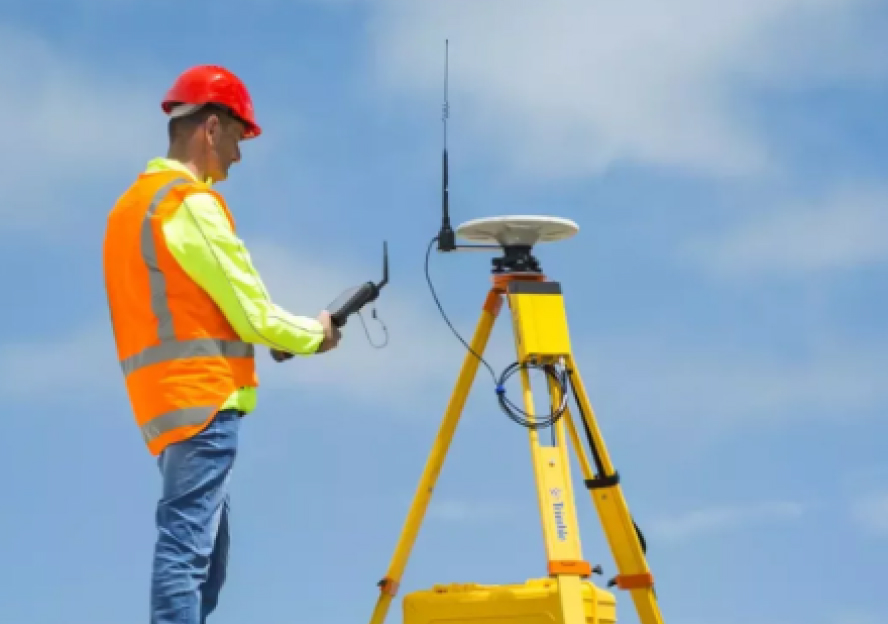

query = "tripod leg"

[
  {"left": 564, "top": 355, "right": 665, "bottom": 624},
  {"left": 516, "top": 365, "right": 587, "bottom": 624},
  {"left": 368, "top": 289, "right": 503, "bottom": 624}
]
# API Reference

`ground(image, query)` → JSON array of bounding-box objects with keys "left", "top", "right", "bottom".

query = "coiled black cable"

[{"left": 495, "top": 361, "right": 570, "bottom": 429}]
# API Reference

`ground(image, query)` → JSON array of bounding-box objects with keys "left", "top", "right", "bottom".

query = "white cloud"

[
  {"left": 850, "top": 492, "right": 888, "bottom": 537},
  {"left": 0, "top": 24, "right": 169, "bottom": 232},
  {"left": 830, "top": 612, "right": 884, "bottom": 624},
  {"left": 682, "top": 184, "right": 888, "bottom": 278},
  {"left": 576, "top": 332, "right": 887, "bottom": 433},
  {"left": 4, "top": 247, "right": 884, "bottom": 429},
  {"left": 0, "top": 238, "right": 517, "bottom": 415},
  {"left": 0, "top": 23, "right": 286, "bottom": 236},
  {"left": 246, "top": 239, "right": 517, "bottom": 415},
  {"left": 0, "top": 320, "right": 123, "bottom": 401},
  {"left": 363, "top": 0, "right": 884, "bottom": 179},
  {"left": 427, "top": 499, "right": 515, "bottom": 523},
  {"left": 648, "top": 500, "right": 805, "bottom": 542}
]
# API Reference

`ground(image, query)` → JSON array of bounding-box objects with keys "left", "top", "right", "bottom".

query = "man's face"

[{"left": 203, "top": 112, "right": 245, "bottom": 183}]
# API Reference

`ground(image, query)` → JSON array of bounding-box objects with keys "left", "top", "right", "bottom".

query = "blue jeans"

[{"left": 150, "top": 408, "right": 241, "bottom": 624}]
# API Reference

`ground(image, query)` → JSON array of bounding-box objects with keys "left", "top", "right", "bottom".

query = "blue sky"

[{"left": 0, "top": 1, "right": 886, "bottom": 623}]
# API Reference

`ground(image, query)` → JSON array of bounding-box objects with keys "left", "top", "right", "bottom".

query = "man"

[{"left": 102, "top": 64, "right": 341, "bottom": 623}]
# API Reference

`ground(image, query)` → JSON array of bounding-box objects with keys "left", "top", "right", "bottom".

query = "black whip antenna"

[
  {"left": 437, "top": 39, "right": 456, "bottom": 252},
  {"left": 433, "top": 41, "right": 498, "bottom": 254}
]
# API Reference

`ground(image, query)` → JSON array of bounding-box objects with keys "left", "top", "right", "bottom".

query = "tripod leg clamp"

[
  {"left": 608, "top": 572, "right": 654, "bottom": 590},
  {"left": 584, "top": 471, "right": 620, "bottom": 490},
  {"left": 547, "top": 559, "right": 593, "bottom": 577},
  {"left": 378, "top": 577, "right": 399, "bottom": 596}
]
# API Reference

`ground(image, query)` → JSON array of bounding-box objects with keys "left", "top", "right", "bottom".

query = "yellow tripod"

[{"left": 368, "top": 217, "right": 664, "bottom": 624}]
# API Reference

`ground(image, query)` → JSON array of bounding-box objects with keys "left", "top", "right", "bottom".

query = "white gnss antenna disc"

[{"left": 456, "top": 215, "right": 579, "bottom": 248}]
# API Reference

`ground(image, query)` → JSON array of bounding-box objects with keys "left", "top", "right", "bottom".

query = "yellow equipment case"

[{"left": 404, "top": 579, "right": 617, "bottom": 624}]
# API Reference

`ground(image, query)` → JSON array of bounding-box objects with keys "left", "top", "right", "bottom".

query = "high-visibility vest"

[{"left": 103, "top": 169, "right": 258, "bottom": 456}]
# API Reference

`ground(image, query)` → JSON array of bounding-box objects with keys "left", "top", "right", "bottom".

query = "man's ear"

[{"left": 204, "top": 114, "right": 223, "bottom": 147}]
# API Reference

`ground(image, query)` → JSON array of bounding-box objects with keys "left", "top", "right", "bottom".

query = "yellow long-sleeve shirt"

[{"left": 145, "top": 156, "right": 324, "bottom": 414}]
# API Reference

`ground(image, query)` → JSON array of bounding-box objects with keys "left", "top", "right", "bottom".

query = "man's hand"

[
  {"left": 269, "top": 311, "right": 341, "bottom": 361},
  {"left": 314, "top": 310, "right": 342, "bottom": 353}
]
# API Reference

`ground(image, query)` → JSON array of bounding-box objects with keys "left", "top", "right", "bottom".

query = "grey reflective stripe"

[
  {"left": 142, "top": 178, "right": 184, "bottom": 342},
  {"left": 121, "top": 338, "right": 254, "bottom": 374},
  {"left": 141, "top": 405, "right": 217, "bottom": 443}
]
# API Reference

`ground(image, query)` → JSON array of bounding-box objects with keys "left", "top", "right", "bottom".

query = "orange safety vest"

[{"left": 103, "top": 169, "right": 258, "bottom": 456}]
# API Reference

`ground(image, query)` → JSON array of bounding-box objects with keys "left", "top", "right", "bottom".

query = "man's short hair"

[{"left": 167, "top": 103, "right": 234, "bottom": 142}]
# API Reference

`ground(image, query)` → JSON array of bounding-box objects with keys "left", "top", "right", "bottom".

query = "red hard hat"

[{"left": 161, "top": 65, "right": 261, "bottom": 139}]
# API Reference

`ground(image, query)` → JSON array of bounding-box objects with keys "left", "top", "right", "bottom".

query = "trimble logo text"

[{"left": 552, "top": 501, "right": 568, "bottom": 541}]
